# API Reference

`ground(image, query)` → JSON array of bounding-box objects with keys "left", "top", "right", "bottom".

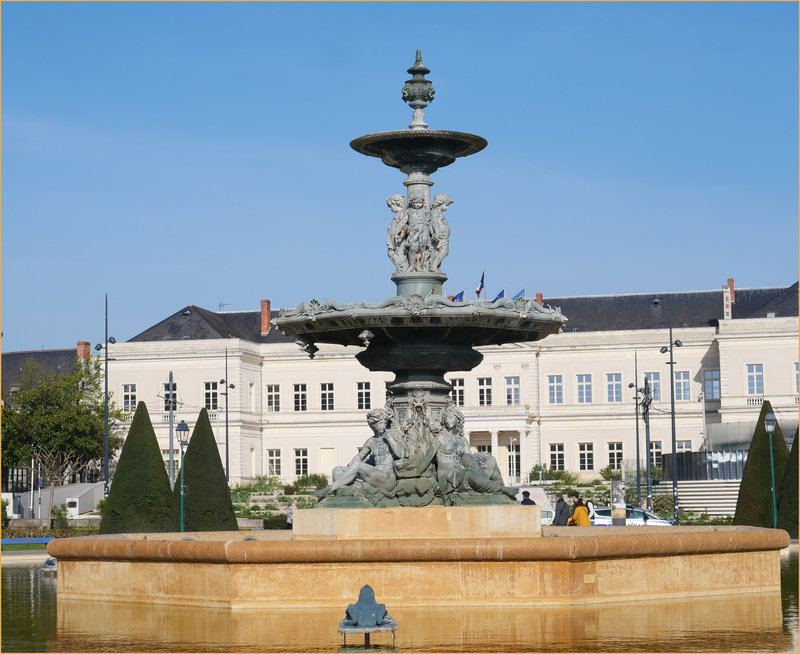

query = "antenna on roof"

[{"left": 219, "top": 302, "right": 231, "bottom": 311}]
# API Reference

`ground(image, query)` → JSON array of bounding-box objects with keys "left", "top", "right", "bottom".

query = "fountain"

[{"left": 48, "top": 53, "right": 788, "bottom": 617}]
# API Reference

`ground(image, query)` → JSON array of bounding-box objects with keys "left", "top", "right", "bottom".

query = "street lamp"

[
  {"left": 176, "top": 420, "right": 190, "bottom": 532},
  {"left": 628, "top": 381, "right": 642, "bottom": 508},
  {"left": 94, "top": 294, "right": 116, "bottom": 498},
  {"left": 764, "top": 409, "right": 778, "bottom": 529},
  {"left": 654, "top": 297, "right": 682, "bottom": 525},
  {"left": 220, "top": 348, "right": 236, "bottom": 484},
  {"left": 640, "top": 376, "right": 654, "bottom": 511}
]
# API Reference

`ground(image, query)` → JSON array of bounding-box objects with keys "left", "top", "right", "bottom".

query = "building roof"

[
  {"left": 125, "top": 283, "right": 798, "bottom": 344},
  {"left": 1, "top": 348, "right": 78, "bottom": 394}
]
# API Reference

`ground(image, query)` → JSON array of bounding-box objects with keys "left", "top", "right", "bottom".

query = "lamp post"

[
  {"left": 94, "top": 294, "right": 116, "bottom": 497},
  {"left": 220, "top": 348, "right": 236, "bottom": 484},
  {"left": 176, "top": 420, "right": 190, "bottom": 532},
  {"left": 698, "top": 391, "right": 707, "bottom": 451},
  {"left": 628, "top": 352, "right": 642, "bottom": 508},
  {"left": 655, "top": 297, "right": 682, "bottom": 525},
  {"left": 640, "top": 376, "right": 654, "bottom": 511},
  {"left": 764, "top": 409, "right": 778, "bottom": 529}
]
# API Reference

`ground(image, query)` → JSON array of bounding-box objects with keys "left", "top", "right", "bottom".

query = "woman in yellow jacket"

[{"left": 568, "top": 497, "right": 591, "bottom": 526}]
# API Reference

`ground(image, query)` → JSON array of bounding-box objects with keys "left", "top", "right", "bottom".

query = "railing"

[
  {"left": 745, "top": 396, "right": 764, "bottom": 407},
  {"left": 462, "top": 404, "right": 530, "bottom": 417}
]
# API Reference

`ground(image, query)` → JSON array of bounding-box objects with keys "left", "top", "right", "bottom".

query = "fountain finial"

[{"left": 402, "top": 50, "right": 435, "bottom": 130}]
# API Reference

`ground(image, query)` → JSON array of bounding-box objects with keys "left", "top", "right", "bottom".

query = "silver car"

[{"left": 592, "top": 506, "right": 673, "bottom": 526}]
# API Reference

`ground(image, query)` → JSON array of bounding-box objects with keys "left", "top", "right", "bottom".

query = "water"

[{"left": 2, "top": 550, "right": 798, "bottom": 652}]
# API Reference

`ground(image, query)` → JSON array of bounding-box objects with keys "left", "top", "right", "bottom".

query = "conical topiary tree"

[
  {"left": 173, "top": 408, "right": 238, "bottom": 531},
  {"left": 100, "top": 402, "right": 178, "bottom": 534},
  {"left": 733, "top": 400, "right": 789, "bottom": 528},
  {"left": 776, "top": 428, "right": 798, "bottom": 538}
]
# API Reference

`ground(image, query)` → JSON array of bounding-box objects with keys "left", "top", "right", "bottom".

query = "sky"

[{"left": 2, "top": 2, "right": 797, "bottom": 353}]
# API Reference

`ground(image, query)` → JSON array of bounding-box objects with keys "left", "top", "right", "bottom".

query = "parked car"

[
  {"left": 592, "top": 506, "right": 673, "bottom": 526},
  {"left": 540, "top": 508, "right": 554, "bottom": 526}
]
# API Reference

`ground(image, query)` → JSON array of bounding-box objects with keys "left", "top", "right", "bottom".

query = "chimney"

[
  {"left": 535, "top": 292, "right": 543, "bottom": 306},
  {"left": 77, "top": 341, "right": 91, "bottom": 360},
  {"left": 722, "top": 278, "right": 735, "bottom": 320},
  {"left": 260, "top": 299, "right": 271, "bottom": 335}
]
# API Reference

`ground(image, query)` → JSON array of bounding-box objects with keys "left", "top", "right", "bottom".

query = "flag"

[
  {"left": 512, "top": 288, "right": 525, "bottom": 300},
  {"left": 492, "top": 289, "right": 505, "bottom": 302},
  {"left": 452, "top": 290, "right": 464, "bottom": 302},
  {"left": 475, "top": 272, "right": 485, "bottom": 298}
]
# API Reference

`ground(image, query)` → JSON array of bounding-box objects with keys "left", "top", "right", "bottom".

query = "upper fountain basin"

[{"left": 350, "top": 130, "right": 487, "bottom": 172}]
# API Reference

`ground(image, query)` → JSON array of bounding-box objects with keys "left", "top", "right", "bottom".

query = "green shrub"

[
  {"left": 529, "top": 464, "right": 561, "bottom": 481},
  {"left": 777, "top": 428, "right": 798, "bottom": 538},
  {"left": 599, "top": 465, "right": 622, "bottom": 481},
  {"left": 51, "top": 504, "right": 70, "bottom": 529},
  {"left": 283, "top": 483, "right": 297, "bottom": 495},
  {"left": 1, "top": 499, "right": 8, "bottom": 528},
  {"left": 263, "top": 514, "right": 288, "bottom": 530},
  {"left": 95, "top": 499, "right": 107, "bottom": 517},
  {"left": 557, "top": 470, "right": 581, "bottom": 486},
  {"left": 294, "top": 473, "right": 328, "bottom": 491}
]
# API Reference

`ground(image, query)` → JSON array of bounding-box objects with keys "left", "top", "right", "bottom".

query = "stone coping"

[{"left": 48, "top": 526, "right": 788, "bottom": 564}]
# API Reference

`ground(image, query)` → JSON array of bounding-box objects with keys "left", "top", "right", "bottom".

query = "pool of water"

[{"left": 2, "top": 549, "right": 797, "bottom": 652}]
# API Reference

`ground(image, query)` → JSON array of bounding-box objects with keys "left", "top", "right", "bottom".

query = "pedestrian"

[
  {"left": 553, "top": 493, "right": 569, "bottom": 526},
  {"left": 286, "top": 499, "right": 298, "bottom": 530},
  {"left": 520, "top": 490, "right": 535, "bottom": 505},
  {"left": 584, "top": 496, "right": 597, "bottom": 522},
  {"left": 568, "top": 494, "right": 590, "bottom": 526}
]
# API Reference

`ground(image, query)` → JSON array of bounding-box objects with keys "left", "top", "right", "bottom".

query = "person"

[
  {"left": 405, "top": 195, "right": 433, "bottom": 271},
  {"left": 313, "top": 408, "right": 405, "bottom": 499},
  {"left": 385, "top": 194, "right": 408, "bottom": 271},
  {"left": 553, "top": 493, "right": 569, "bottom": 526},
  {"left": 429, "top": 193, "right": 453, "bottom": 269},
  {"left": 584, "top": 496, "right": 597, "bottom": 523},
  {"left": 520, "top": 490, "right": 535, "bottom": 505},
  {"left": 568, "top": 495, "right": 590, "bottom": 526},
  {"left": 285, "top": 499, "right": 298, "bottom": 530}
]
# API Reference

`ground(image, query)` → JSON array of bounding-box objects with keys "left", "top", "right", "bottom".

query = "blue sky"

[{"left": 2, "top": 2, "right": 797, "bottom": 352}]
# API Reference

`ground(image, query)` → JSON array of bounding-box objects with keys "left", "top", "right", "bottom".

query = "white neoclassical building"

[{"left": 95, "top": 278, "right": 797, "bottom": 488}]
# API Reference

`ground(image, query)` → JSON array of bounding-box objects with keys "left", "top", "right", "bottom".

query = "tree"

[
  {"left": 173, "top": 408, "right": 238, "bottom": 531},
  {"left": 733, "top": 400, "right": 789, "bottom": 528},
  {"left": 100, "top": 402, "right": 177, "bottom": 533},
  {"left": 2, "top": 355, "right": 124, "bottom": 521},
  {"left": 776, "top": 428, "right": 798, "bottom": 538}
]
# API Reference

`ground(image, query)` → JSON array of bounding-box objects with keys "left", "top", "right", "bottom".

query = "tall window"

[
  {"left": 747, "top": 364, "right": 764, "bottom": 395},
  {"left": 293, "top": 384, "right": 307, "bottom": 412},
  {"left": 704, "top": 370, "right": 720, "bottom": 400},
  {"left": 357, "top": 382, "right": 371, "bottom": 410},
  {"left": 477, "top": 445, "right": 492, "bottom": 454},
  {"left": 675, "top": 371, "right": 690, "bottom": 401},
  {"left": 320, "top": 383, "right": 334, "bottom": 411},
  {"left": 644, "top": 372, "right": 661, "bottom": 401},
  {"left": 450, "top": 378, "right": 465, "bottom": 406},
  {"left": 123, "top": 384, "right": 136, "bottom": 412},
  {"left": 579, "top": 442, "right": 594, "bottom": 471},
  {"left": 795, "top": 362, "right": 799, "bottom": 395},
  {"left": 266, "top": 385, "right": 280, "bottom": 412},
  {"left": 204, "top": 381, "right": 218, "bottom": 411},
  {"left": 505, "top": 376, "right": 520, "bottom": 406},
  {"left": 550, "top": 443, "right": 564, "bottom": 471},
  {"left": 577, "top": 374, "right": 592, "bottom": 404},
  {"left": 267, "top": 449, "right": 281, "bottom": 476},
  {"left": 606, "top": 373, "right": 622, "bottom": 403},
  {"left": 608, "top": 442, "right": 623, "bottom": 470},
  {"left": 294, "top": 448, "right": 308, "bottom": 476},
  {"left": 478, "top": 378, "right": 492, "bottom": 406},
  {"left": 677, "top": 440, "right": 692, "bottom": 453},
  {"left": 650, "top": 441, "right": 662, "bottom": 468},
  {"left": 163, "top": 382, "right": 177, "bottom": 411},
  {"left": 548, "top": 375, "right": 563, "bottom": 404},
  {"left": 507, "top": 442, "right": 520, "bottom": 479}
]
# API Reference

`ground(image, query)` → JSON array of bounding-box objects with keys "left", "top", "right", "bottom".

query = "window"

[
  {"left": 644, "top": 372, "right": 661, "bottom": 401},
  {"left": 548, "top": 375, "right": 563, "bottom": 404},
  {"left": 747, "top": 364, "right": 764, "bottom": 395},
  {"left": 123, "top": 384, "right": 136, "bottom": 412},
  {"left": 161, "top": 449, "right": 179, "bottom": 478},
  {"left": 294, "top": 384, "right": 307, "bottom": 412},
  {"left": 267, "top": 449, "right": 281, "bottom": 476},
  {"left": 357, "top": 382, "right": 371, "bottom": 410},
  {"left": 476, "top": 445, "right": 492, "bottom": 454},
  {"left": 507, "top": 442, "right": 520, "bottom": 478},
  {"left": 704, "top": 370, "right": 720, "bottom": 400},
  {"left": 478, "top": 378, "right": 492, "bottom": 406},
  {"left": 266, "top": 385, "right": 280, "bottom": 412},
  {"left": 204, "top": 381, "right": 218, "bottom": 411},
  {"left": 294, "top": 448, "right": 308, "bottom": 476},
  {"left": 163, "top": 382, "right": 177, "bottom": 411},
  {"left": 606, "top": 373, "right": 622, "bottom": 403},
  {"left": 677, "top": 440, "right": 692, "bottom": 453},
  {"left": 579, "top": 443, "right": 594, "bottom": 471},
  {"left": 649, "top": 441, "right": 662, "bottom": 468},
  {"left": 320, "top": 383, "right": 334, "bottom": 411},
  {"left": 577, "top": 374, "right": 592, "bottom": 404},
  {"left": 675, "top": 371, "right": 690, "bottom": 401},
  {"left": 450, "top": 378, "right": 465, "bottom": 406},
  {"left": 795, "top": 363, "right": 799, "bottom": 395},
  {"left": 608, "top": 442, "right": 623, "bottom": 470},
  {"left": 505, "top": 376, "right": 520, "bottom": 406},
  {"left": 549, "top": 443, "right": 564, "bottom": 471}
]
